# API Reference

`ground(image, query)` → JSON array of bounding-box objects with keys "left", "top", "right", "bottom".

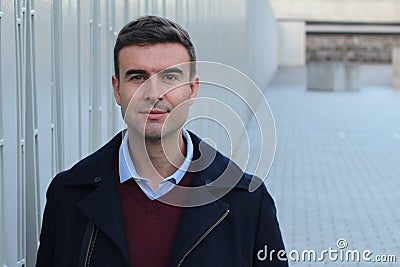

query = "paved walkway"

[{"left": 260, "top": 65, "right": 400, "bottom": 266}]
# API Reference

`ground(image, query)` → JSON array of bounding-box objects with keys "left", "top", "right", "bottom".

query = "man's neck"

[{"left": 127, "top": 129, "right": 187, "bottom": 191}]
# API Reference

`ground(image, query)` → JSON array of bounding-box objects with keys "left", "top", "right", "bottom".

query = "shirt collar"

[{"left": 118, "top": 128, "right": 194, "bottom": 184}]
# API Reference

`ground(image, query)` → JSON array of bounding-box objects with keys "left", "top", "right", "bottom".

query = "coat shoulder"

[{"left": 49, "top": 132, "right": 123, "bottom": 189}]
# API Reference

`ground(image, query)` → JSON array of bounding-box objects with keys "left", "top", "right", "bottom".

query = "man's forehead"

[
  {"left": 120, "top": 43, "right": 190, "bottom": 62},
  {"left": 119, "top": 44, "right": 191, "bottom": 75}
]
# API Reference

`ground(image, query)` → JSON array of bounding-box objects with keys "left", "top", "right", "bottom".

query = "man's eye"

[
  {"left": 164, "top": 74, "right": 177, "bottom": 81},
  {"left": 130, "top": 75, "right": 145, "bottom": 81}
]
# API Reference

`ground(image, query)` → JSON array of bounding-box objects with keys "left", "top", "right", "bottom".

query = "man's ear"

[
  {"left": 188, "top": 75, "right": 200, "bottom": 105},
  {"left": 112, "top": 75, "right": 121, "bottom": 106}
]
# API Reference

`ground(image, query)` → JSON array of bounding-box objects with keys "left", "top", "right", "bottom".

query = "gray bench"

[
  {"left": 393, "top": 47, "right": 400, "bottom": 89},
  {"left": 307, "top": 61, "right": 360, "bottom": 91}
]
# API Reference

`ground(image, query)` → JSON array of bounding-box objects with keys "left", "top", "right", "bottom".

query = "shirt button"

[{"left": 94, "top": 177, "right": 102, "bottom": 183}]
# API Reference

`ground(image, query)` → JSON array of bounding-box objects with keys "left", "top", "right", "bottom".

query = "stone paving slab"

[{"left": 251, "top": 65, "right": 400, "bottom": 266}]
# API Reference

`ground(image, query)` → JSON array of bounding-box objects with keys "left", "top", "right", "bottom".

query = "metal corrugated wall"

[{"left": 0, "top": 1, "right": 277, "bottom": 266}]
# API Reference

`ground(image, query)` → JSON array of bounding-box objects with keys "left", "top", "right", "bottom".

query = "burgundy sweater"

[{"left": 116, "top": 166, "right": 193, "bottom": 267}]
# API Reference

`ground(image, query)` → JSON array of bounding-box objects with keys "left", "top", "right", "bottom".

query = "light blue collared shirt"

[{"left": 118, "top": 128, "right": 193, "bottom": 200}]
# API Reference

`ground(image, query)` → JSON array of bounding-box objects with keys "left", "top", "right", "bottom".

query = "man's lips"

[{"left": 140, "top": 109, "right": 168, "bottom": 120}]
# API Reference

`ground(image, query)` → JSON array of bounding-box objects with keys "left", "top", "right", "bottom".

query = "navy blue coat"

[{"left": 36, "top": 132, "right": 288, "bottom": 267}]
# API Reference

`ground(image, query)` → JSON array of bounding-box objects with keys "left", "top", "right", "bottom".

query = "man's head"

[
  {"left": 112, "top": 16, "right": 199, "bottom": 140},
  {"left": 113, "top": 15, "right": 196, "bottom": 81}
]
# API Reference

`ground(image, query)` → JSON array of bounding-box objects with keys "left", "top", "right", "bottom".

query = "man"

[{"left": 36, "top": 15, "right": 288, "bottom": 267}]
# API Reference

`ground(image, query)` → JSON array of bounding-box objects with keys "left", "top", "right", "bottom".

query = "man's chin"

[
  {"left": 144, "top": 128, "right": 182, "bottom": 143},
  {"left": 127, "top": 123, "right": 180, "bottom": 142},
  {"left": 143, "top": 131, "right": 162, "bottom": 141}
]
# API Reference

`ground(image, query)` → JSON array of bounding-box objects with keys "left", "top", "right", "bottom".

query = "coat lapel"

[
  {"left": 63, "top": 133, "right": 130, "bottom": 266},
  {"left": 78, "top": 173, "right": 130, "bottom": 266}
]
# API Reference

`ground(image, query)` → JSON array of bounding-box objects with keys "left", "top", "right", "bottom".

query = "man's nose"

[{"left": 143, "top": 75, "right": 163, "bottom": 101}]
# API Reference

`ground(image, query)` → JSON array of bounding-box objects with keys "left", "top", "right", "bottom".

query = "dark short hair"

[{"left": 114, "top": 15, "right": 196, "bottom": 80}]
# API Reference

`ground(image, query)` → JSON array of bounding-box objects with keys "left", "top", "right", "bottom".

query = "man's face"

[{"left": 112, "top": 43, "right": 199, "bottom": 139}]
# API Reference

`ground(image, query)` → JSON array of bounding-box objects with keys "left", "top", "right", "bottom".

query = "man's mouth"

[{"left": 140, "top": 108, "right": 169, "bottom": 120}]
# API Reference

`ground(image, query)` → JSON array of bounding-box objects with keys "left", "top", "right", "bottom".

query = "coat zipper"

[
  {"left": 177, "top": 209, "right": 230, "bottom": 267},
  {"left": 79, "top": 221, "right": 96, "bottom": 267},
  {"left": 85, "top": 225, "right": 99, "bottom": 267},
  {"left": 78, "top": 222, "right": 99, "bottom": 267}
]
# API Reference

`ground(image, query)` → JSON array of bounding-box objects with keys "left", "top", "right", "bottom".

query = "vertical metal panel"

[
  {"left": 151, "top": 0, "right": 158, "bottom": 14},
  {"left": 140, "top": 0, "right": 145, "bottom": 17},
  {"left": 131, "top": 0, "right": 142, "bottom": 18},
  {"left": 123, "top": 0, "right": 129, "bottom": 22},
  {"left": 106, "top": 0, "right": 121, "bottom": 136},
  {"left": 0, "top": 141, "right": 4, "bottom": 267},
  {"left": 34, "top": 0, "right": 55, "bottom": 219},
  {"left": 14, "top": 0, "right": 27, "bottom": 265},
  {"left": 112, "top": 0, "right": 125, "bottom": 33},
  {"left": 62, "top": 0, "right": 80, "bottom": 168},
  {"left": 0, "top": 2, "right": 5, "bottom": 266},
  {"left": 77, "top": 0, "right": 91, "bottom": 158},
  {"left": 24, "top": 1, "right": 41, "bottom": 265},
  {"left": 51, "top": 0, "right": 65, "bottom": 174},
  {"left": 164, "top": 0, "right": 175, "bottom": 18},
  {"left": 144, "top": 0, "right": 149, "bottom": 14},
  {"left": 89, "top": 0, "right": 102, "bottom": 151},
  {"left": 77, "top": 0, "right": 83, "bottom": 158},
  {"left": 2, "top": 0, "right": 19, "bottom": 265},
  {"left": 100, "top": 0, "right": 109, "bottom": 143},
  {"left": 0, "top": 0, "right": 2, "bottom": 142},
  {"left": 175, "top": 0, "right": 180, "bottom": 21},
  {"left": 111, "top": 0, "right": 126, "bottom": 134},
  {"left": 184, "top": 0, "right": 189, "bottom": 27},
  {"left": 13, "top": 0, "right": 42, "bottom": 266},
  {"left": 161, "top": 0, "right": 166, "bottom": 17}
]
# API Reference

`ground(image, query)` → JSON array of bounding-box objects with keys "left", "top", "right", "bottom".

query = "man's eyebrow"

[
  {"left": 124, "top": 69, "right": 148, "bottom": 78},
  {"left": 159, "top": 67, "right": 184, "bottom": 75}
]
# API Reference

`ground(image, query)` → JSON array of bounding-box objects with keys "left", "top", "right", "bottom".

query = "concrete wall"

[
  {"left": 307, "top": 34, "right": 400, "bottom": 63},
  {"left": 270, "top": 0, "right": 400, "bottom": 23},
  {"left": 271, "top": 0, "right": 400, "bottom": 67},
  {"left": 277, "top": 20, "right": 306, "bottom": 66},
  {"left": 0, "top": 0, "right": 277, "bottom": 266}
]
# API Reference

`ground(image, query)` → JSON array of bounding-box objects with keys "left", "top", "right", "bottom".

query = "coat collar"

[
  {"left": 188, "top": 131, "right": 251, "bottom": 190},
  {"left": 62, "top": 130, "right": 252, "bottom": 190}
]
